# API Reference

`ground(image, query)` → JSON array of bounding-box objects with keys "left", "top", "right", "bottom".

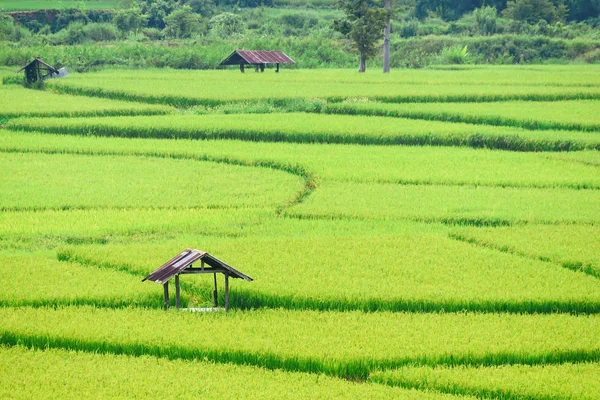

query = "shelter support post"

[
  {"left": 224, "top": 273, "right": 230, "bottom": 312},
  {"left": 175, "top": 275, "right": 181, "bottom": 309},
  {"left": 240, "top": 64, "right": 245, "bottom": 73},
  {"left": 260, "top": 63, "right": 265, "bottom": 72},
  {"left": 163, "top": 282, "right": 170, "bottom": 310},
  {"left": 213, "top": 273, "right": 218, "bottom": 308},
  {"left": 254, "top": 64, "right": 259, "bottom": 72},
  {"left": 276, "top": 63, "right": 280, "bottom": 73}
]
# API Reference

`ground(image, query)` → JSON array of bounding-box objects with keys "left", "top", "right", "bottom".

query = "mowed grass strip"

[
  {"left": 2, "top": 307, "right": 600, "bottom": 380},
  {"left": 370, "top": 362, "right": 600, "bottom": 400},
  {"left": 0, "top": 252, "right": 161, "bottom": 308},
  {"left": 452, "top": 225, "right": 600, "bottom": 278},
  {"left": 0, "top": 86, "right": 172, "bottom": 119},
  {"left": 57, "top": 228, "right": 600, "bottom": 313},
  {"left": 7, "top": 114, "right": 600, "bottom": 151},
  {"left": 2, "top": 131, "right": 600, "bottom": 189},
  {"left": 286, "top": 181, "right": 600, "bottom": 225},
  {"left": 0, "top": 346, "right": 469, "bottom": 400},
  {"left": 0, "top": 152, "right": 303, "bottom": 211},
  {"left": 325, "top": 100, "right": 600, "bottom": 132}
]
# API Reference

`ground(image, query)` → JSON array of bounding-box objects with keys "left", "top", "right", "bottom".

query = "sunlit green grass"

[
  {"left": 2, "top": 307, "right": 600, "bottom": 380},
  {"left": 0, "top": 152, "right": 302, "bottom": 211},
  {"left": 453, "top": 225, "right": 600, "bottom": 277},
  {"left": 0, "top": 86, "right": 172, "bottom": 119},
  {"left": 371, "top": 362, "right": 600, "bottom": 400},
  {"left": 8, "top": 113, "right": 599, "bottom": 151},
  {"left": 287, "top": 181, "right": 600, "bottom": 224},
  {"left": 2, "top": 131, "right": 599, "bottom": 189},
  {"left": 0, "top": 346, "right": 464, "bottom": 400},
  {"left": 325, "top": 100, "right": 600, "bottom": 131}
]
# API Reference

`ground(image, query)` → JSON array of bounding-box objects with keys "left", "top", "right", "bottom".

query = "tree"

[
  {"left": 473, "top": 6, "right": 498, "bottom": 35},
  {"left": 503, "top": 0, "right": 562, "bottom": 23},
  {"left": 114, "top": 7, "right": 148, "bottom": 34},
  {"left": 383, "top": 0, "right": 391, "bottom": 73},
  {"left": 334, "top": 0, "right": 388, "bottom": 72},
  {"left": 164, "top": 5, "right": 201, "bottom": 38},
  {"left": 209, "top": 12, "right": 245, "bottom": 38}
]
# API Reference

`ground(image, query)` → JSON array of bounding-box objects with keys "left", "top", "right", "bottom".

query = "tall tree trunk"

[
  {"left": 383, "top": 0, "right": 391, "bottom": 73},
  {"left": 359, "top": 55, "right": 366, "bottom": 72}
]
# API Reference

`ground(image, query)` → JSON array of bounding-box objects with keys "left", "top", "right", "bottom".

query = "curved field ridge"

[
  {"left": 2, "top": 131, "right": 599, "bottom": 190},
  {"left": 325, "top": 100, "right": 600, "bottom": 132},
  {"left": 57, "top": 234, "right": 600, "bottom": 315},
  {"left": 2, "top": 307, "right": 600, "bottom": 381},
  {"left": 370, "top": 362, "right": 600, "bottom": 400},
  {"left": 0, "top": 151, "right": 303, "bottom": 211},
  {"left": 0, "top": 346, "right": 463, "bottom": 400},
  {"left": 7, "top": 114, "right": 600, "bottom": 151},
  {"left": 0, "top": 86, "right": 173, "bottom": 119}
]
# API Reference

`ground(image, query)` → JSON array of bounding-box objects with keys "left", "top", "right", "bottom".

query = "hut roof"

[
  {"left": 219, "top": 50, "right": 295, "bottom": 66},
  {"left": 16, "top": 58, "right": 58, "bottom": 74},
  {"left": 143, "top": 248, "right": 253, "bottom": 284}
]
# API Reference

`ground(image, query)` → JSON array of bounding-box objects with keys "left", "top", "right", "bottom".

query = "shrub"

[
  {"left": 441, "top": 45, "right": 470, "bottom": 64},
  {"left": 399, "top": 18, "right": 420, "bottom": 37},
  {"left": 473, "top": 6, "right": 498, "bottom": 35},
  {"left": 83, "top": 23, "right": 119, "bottom": 42},
  {"left": 209, "top": 12, "right": 245, "bottom": 38}
]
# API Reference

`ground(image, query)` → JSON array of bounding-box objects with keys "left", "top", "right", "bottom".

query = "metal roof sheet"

[
  {"left": 219, "top": 50, "right": 295, "bottom": 66},
  {"left": 143, "top": 249, "right": 253, "bottom": 284},
  {"left": 16, "top": 58, "right": 58, "bottom": 74}
]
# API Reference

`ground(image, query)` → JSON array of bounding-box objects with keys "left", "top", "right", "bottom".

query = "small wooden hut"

[
  {"left": 16, "top": 58, "right": 60, "bottom": 84},
  {"left": 219, "top": 50, "right": 295, "bottom": 73},
  {"left": 143, "top": 249, "right": 253, "bottom": 312}
]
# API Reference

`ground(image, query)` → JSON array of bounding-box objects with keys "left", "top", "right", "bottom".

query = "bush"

[
  {"left": 473, "top": 6, "right": 498, "bottom": 35},
  {"left": 83, "top": 23, "right": 119, "bottom": 42},
  {"left": 399, "top": 18, "right": 420, "bottom": 37},
  {"left": 164, "top": 5, "right": 202, "bottom": 39},
  {"left": 209, "top": 12, "right": 245, "bottom": 38},
  {"left": 583, "top": 48, "right": 600, "bottom": 63},
  {"left": 441, "top": 45, "right": 470, "bottom": 64}
]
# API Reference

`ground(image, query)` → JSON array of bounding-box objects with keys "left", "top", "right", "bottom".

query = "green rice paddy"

[{"left": 1, "top": 65, "right": 599, "bottom": 397}]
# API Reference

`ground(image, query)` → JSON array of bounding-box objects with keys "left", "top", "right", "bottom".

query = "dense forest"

[{"left": 1, "top": 0, "right": 599, "bottom": 70}]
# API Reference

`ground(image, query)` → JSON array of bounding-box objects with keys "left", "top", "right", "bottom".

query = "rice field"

[{"left": 1, "top": 65, "right": 599, "bottom": 397}]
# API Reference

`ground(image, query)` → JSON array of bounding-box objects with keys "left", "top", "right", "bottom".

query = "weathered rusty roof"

[
  {"left": 16, "top": 58, "right": 58, "bottom": 74},
  {"left": 219, "top": 50, "right": 295, "bottom": 66},
  {"left": 143, "top": 248, "right": 253, "bottom": 284}
]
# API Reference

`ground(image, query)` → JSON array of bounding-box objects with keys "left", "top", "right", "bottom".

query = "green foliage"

[
  {"left": 503, "top": 0, "right": 564, "bottom": 23},
  {"left": 81, "top": 22, "right": 119, "bottom": 41},
  {"left": 441, "top": 44, "right": 470, "bottom": 64},
  {"left": 209, "top": 12, "right": 246, "bottom": 38},
  {"left": 114, "top": 7, "right": 148, "bottom": 34},
  {"left": 333, "top": 0, "right": 388, "bottom": 71},
  {"left": 473, "top": 6, "right": 497, "bottom": 35},
  {"left": 164, "top": 5, "right": 202, "bottom": 38}
]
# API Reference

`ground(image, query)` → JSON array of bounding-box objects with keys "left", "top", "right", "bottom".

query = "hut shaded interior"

[
  {"left": 219, "top": 50, "right": 295, "bottom": 73},
  {"left": 143, "top": 249, "right": 253, "bottom": 311}
]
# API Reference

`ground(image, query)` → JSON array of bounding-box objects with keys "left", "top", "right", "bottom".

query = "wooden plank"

[
  {"left": 225, "top": 273, "right": 230, "bottom": 312},
  {"left": 180, "top": 268, "right": 228, "bottom": 275},
  {"left": 175, "top": 275, "right": 180, "bottom": 309},
  {"left": 213, "top": 273, "right": 218, "bottom": 308},
  {"left": 163, "top": 282, "right": 169, "bottom": 310}
]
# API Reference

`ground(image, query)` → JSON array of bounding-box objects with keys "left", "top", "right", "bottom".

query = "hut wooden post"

[
  {"left": 163, "top": 282, "right": 170, "bottom": 310},
  {"left": 276, "top": 63, "right": 280, "bottom": 73},
  {"left": 260, "top": 63, "right": 265, "bottom": 72},
  {"left": 175, "top": 275, "right": 181, "bottom": 309},
  {"left": 254, "top": 65, "right": 259, "bottom": 72},
  {"left": 240, "top": 64, "right": 245, "bottom": 73},
  {"left": 213, "top": 273, "right": 218, "bottom": 308},
  {"left": 224, "top": 273, "right": 230, "bottom": 312}
]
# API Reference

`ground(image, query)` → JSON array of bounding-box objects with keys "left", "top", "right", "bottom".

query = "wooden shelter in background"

[
  {"left": 219, "top": 50, "right": 295, "bottom": 73},
  {"left": 16, "top": 58, "right": 59, "bottom": 84},
  {"left": 143, "top": 249, "right": 253, "bottom": 312}
]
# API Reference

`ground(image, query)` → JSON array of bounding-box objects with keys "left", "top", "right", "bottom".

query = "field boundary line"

[
  {"left": 2, "top": 330, "right": 600, "bottom": 382},
  {"left": 56, "top": 249, "right": 600, "bottom": 315},
  {"left": 369, "top": 373, "right": 562, "bottom": 400},
  {"left": 324, "top": 104, "right": 600, "bottom": 133},
  {"left": 449, "top": 233, "right": 600, "bottom": 279},
  {"left": 0, "top": 147, "right": 319, "bottom": 214}
]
